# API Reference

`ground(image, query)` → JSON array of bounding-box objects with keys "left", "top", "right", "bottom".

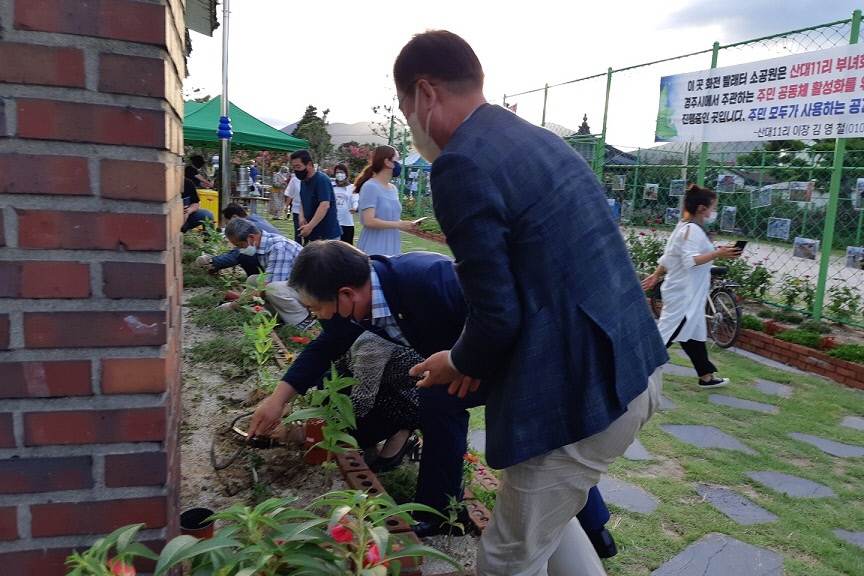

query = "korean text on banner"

[{"left": 655, "top": 44, "right": 864, "bottom": 143}]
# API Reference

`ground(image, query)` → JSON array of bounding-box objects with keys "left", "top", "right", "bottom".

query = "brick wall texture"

[{"left": 0, "top": 1, "right": 186, "bottom": 573}]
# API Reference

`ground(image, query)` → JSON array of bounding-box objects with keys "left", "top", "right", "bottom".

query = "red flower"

[
  {"left": 463, "top": 453, "right": 479, "bottom": 463},
  {"left": 252, "top": 306, "right": 265, "bottom": 312},
  {"left": 651, "top": 228, "right": 658, "bottom": 232},
  {"left": 804, "top": 275, "right": 810, "bottom": 278},
  {"left": 639, "top": 232, "right": 646, "bottom": 236},
  {"left": 290, "top": 336, "right": 310, "bottom": 343},
  {"left": 108, "top": 558, "right": 136, "bottom": 576},
  {"left": 655, "top": 219, "right": 662, "bottom": 223},
  {"left": 330, "top": 523, "right": 353, "bottom": 543},
  {"left": 363, "top": 542, "right": 388, "bottom": 567}
]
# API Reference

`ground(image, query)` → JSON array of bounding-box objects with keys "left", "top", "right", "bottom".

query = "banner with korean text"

[{"left": 655, "top": 44, "right": 864, "bottom": 143}]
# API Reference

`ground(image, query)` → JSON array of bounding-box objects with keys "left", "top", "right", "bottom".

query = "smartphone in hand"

[
  {"left": 413, "top": 216, "right": 430, "bottom": 225},
  {"left": 734, "top": 240, "right": 748, "bottom": 251}
]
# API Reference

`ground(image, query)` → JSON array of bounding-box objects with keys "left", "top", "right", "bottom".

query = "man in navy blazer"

[{"left": 394, "top": 31, "right": 668, "bottom": 574}]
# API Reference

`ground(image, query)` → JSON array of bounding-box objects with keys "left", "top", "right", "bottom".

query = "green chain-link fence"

[{"left": 502, "top": 11, "right": 864, "bottom": 327}]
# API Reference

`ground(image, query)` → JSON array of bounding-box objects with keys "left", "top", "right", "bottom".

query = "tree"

[
  {"left": 735, "top": 140, "right": 814, "bottom": 182},
  {"left": 292, "top": 105, "right": 333, "bottom": 165},
  {"left": 336, "top": 141, "right": 377, "bottom": 176},
  {"left": 371, "top": 103, "right": 411, "bottom": 154}
]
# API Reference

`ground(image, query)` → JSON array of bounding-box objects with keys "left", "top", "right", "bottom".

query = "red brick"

[
  {"left": 99, "top": 53, "right": 165, "bottom": 97},
  {"left": 105, "top": 452, "right": 166, "bottom": 487},
  {"left": 102, "top": 358, "right": 167, "bottom": 394},
  {"left": 1, "top": 361, "right": 91, "bottom": 398},
  {"left": 0, "top": 507, "right": 16, "bottom": 540},
  {"left": 0, "top": 548, "right": 69, "bottom": 574},
  {"left": 15, "top": 0, "right": 166, "bottom": 45},
  {"left": 31, "top": 497, "right": 167, "bottom": 537},
  {"left": 101, "top": 159, "right": 170, "bottom": 202},
  {"left": 0, "top": 315, "right": 7, "bottom": 351},
  {"left": 17, "top": 99, "right": 166, "bottom": 148},
  {"left": 0, "top": 414, "right": 14, "bottom": 448},
  {"left": 0, "top": 209, "right": 4, "bottom": 246},
  {"left": 0, "top": 154, "right": 90, "bottom": 195},
  {"left": 21, "top": 261, "right": 90, "bottom": 298},
  {"left": 103, "top": 262, "right": 166, "bottom": 299},
  {"left": 24, "top": 311, "right": 166, "bottom": 348},
  {"left": 0, "top": 43, "right": 84, "bottom": 87},
  {"left": 0, "top": 456, "right": 92, "bottom": 493},
  {"left": 17, "top": 210, "right": 167, "bottom": 251},
  {"left": 24, "top": 407, "right": 165, "bottom": 445}
]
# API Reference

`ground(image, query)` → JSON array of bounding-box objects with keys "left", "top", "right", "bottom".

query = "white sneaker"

[{"left": 698, "top": 377, "right": 730, "bottom": 389}]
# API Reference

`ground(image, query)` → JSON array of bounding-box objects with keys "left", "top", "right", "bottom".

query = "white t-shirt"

[
  {"left": 284, "top": 177, "right": 302, "bottom": 214},
  {"left": 334, "top": 184, "right": 357, "bottom": 226}
]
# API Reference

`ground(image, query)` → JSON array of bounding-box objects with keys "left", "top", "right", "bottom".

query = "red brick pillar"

[{"left": 0, "top": 1, "right": 186, "bottom": 573}]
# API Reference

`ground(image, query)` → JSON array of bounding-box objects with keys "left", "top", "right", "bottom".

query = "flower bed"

[{"left": 735, "top": 328, "right": 864, "bottom": 389}]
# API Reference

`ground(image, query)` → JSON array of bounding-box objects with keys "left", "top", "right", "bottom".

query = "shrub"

[
  {"left": 826, "top": 284, "right": 862, "bottom": 320},
  {"left": 827, "top": 344, "right": 864, "bottom": 364},
  {"left": 798, "top": 320, "right": 832, "bottom": 334},
  {"left": 775, "top": 329, "right": 822, "bottom": 349},
  {"left": 193, "top": 306, "right": 256, "bottom": 329},
  {"left": 741, "top": 315, "right": 763, "bottom": 331},
  {"left": 757, "top": 309, "right": 804, "bottom": 323},
  {"left": 188, "top": 337, "right": 248, "bottom": 365}
]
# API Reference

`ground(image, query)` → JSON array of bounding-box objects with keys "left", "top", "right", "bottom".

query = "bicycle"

[{"left": 649, "top": 266, "right": 742, "bottom": 348}]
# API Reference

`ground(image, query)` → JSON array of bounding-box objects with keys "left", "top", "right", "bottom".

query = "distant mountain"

[{"left": 280, "top": 121, "right": 390, "bottom": 147}]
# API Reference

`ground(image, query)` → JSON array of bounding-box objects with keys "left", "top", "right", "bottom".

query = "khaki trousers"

[{"left": 247, "top": 275, "right": 308, "bottom": 325}]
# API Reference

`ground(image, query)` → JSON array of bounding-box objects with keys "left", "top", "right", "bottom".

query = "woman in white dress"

[
  {"left": 641, "top": 184, "right": 742, "bottom": 388},
  {"left": 332, "top": 163, "right": 358, "bottom": 244},
  {"left": 354, "top": 145, "right": 418, "bottom": 256}
]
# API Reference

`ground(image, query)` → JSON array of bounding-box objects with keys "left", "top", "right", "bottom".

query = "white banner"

[{"left": 655, "top": 44, "right": 864, "bottom": 143}]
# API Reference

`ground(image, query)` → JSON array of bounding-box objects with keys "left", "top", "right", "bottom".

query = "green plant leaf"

[{"left": 153, "top": 535, "right": 214, "bottom": 575}]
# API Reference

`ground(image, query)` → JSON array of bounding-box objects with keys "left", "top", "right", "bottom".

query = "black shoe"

[
  {"left": 411, "top": 509, "right": 471, "bottom": 538},
  {"left": 369, "top": 435, "right": 419, "bottom": 474},
  {"left": 586, "top": 528, "right": 618, "bottom": 558},
  {"left": 698, "top": 376, "right": 729, "bottom": 389}
]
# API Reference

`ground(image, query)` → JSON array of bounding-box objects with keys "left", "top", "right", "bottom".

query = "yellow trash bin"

[{"left": 197, "top": 189, "right": 219, "bottom": 219}]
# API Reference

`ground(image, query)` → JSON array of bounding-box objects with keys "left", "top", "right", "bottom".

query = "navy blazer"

[
  {"left": 431, "top": 104, "right": 668, "bottom": 469},
  {"left": 282, "top": 252, "right": 469, "bottom": 393}
]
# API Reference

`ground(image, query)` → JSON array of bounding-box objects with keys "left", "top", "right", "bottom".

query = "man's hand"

[
  {"left": 195, "top": 254, "right": 213, "bottom": 268},
  {"left": 298, "top": 224, "right": 311, "bottom": 238},
  {"left": 409, "top": 350, "right": 481, "bottom": 398},
  {"left": 246, "top": 394, "right": 286, "bottom": 439}
]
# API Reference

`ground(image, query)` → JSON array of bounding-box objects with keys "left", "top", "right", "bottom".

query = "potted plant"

[
  {"left": 285, "top": 365, "right": 359, "bottom": 465},
  {"left": 64, "top": 491, "right": 460, "bottom": 576}
]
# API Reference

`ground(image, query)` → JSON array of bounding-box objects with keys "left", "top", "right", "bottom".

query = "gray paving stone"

[
  {"left": 664, "top": 363, "right": 695, "bottom": 377},
  {"left": 652, "top": 533, "right": 783, "bottom": 576},
  {"left": 708, "top": 394, "right": 779, "bottom": 414},
  {"left": 597, "top": 475, "right": 659, "bottom": 513},
  {"left": 696, "top": 485, "right": 779, "bottom": 525},
  {"left": 467, "top": 429, "right": 485, "bottom": 451},
  {"left": 753, "top": 378, "right": 794, "bottom": 397},
  {"left": 661, "top": 424, "right": 757, "bottom": 455},
  {"left": 623, "top": 438, "right": 653, "bottom": 460},
  {"left": 833, "top": 529, "right": 864, "bottom": 548},
  {"left": 746, "top": 471, "right": 834, "bottom": 497},
  {"left": 730, "top": 347, "right": 807, "bottom": 375},
  {"left": 660, "top": 395, "right": 677, "bottom": 410},
  {"left": 674, "top": 348, "right": 690, "bottom": 360},
  {"left": 840, "top": 415, "right": 864, "bottom": 431},
  {"left": 788, "top": 432, "right": 864, "bottom": 457}
]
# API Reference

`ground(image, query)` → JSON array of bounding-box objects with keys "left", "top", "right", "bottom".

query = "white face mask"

[
  {"left": 407, "top": 85, "right": 442, "bottom": 163},
  {"left": 335, "top": 173, "right": 347, "bottom": 182},
  {"left": 239, "top": 243, "right": 257, "bottom": 256},
  {"left": 703, "top": 211, "right": 717, "bottom": 225}
]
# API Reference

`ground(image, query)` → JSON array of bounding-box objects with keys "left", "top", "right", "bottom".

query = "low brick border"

[
  {"left": 407, "top": 229, "right": 447, "bottom": 244},
  {"left": 736, "top": 328, "right": 864, "bottom": 390}
]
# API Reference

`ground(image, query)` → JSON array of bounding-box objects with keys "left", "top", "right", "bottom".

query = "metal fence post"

[
  {"left": 594, "top": 68, "right": 613, "bottom": 179},
  {"left": 696, "top": 42, "right": 720, "bottom": 187},
  {"left": 813, "top": 9, "right": 862, "bottom": 322},
  {"left": 541, "top": 84, "right": 549, "bottom": 127}
]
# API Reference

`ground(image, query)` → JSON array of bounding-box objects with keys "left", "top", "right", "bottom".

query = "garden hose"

[{"left": 210, "top": 411, "right": 282, "bottom": 471}]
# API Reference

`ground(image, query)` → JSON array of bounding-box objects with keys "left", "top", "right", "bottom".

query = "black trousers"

[
  {"left": 340, "top": 225, "right": 354, "bottom": 245},
  {"left": 666, "top": 319, "right": 717, "bottom": 377},
  {"left": 291, "top": 212, "right": 303, "bottom": 244}
]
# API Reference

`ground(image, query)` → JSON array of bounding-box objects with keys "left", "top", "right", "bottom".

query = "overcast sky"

[{"left": 185, "top": 0, "right": 855, "bottom": 149}]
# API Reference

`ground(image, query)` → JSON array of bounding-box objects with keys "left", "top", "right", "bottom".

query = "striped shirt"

[
  {"left": 368, "top": 267, "right": 409, "bottom": 345},
  {"left": 257, "top": 231, "right": 301, "bottom": 282}
]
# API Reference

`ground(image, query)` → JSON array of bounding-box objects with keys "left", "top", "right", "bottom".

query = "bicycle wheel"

[
  {"left": 707, "top": 288, "right": 741, "bottom": 348},
  {"left": 649, "top": 280, "right": 663, "bottom": 319}
]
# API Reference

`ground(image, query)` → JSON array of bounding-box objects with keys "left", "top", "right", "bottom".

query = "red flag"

[{"left": 507, "top": 103, "right": 518, "bottom": 113}]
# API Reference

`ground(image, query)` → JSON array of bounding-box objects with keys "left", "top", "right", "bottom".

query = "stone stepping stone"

[
  {"left": 840, "top": 415, "right": 864, "bottom": 431},
  {"left": 787, "top": 432, "right": 864, "bottom": 457},
  {"left": 652, "top": 533, "right": 782, "bottom": 576},
  {"left": 623, "top": 438, "right": 653, "bottom": 460},
  {"left": 661, "top": 424, "right": 757, "bottom": 455},
  {"left": 746, "top": 471, "right": 834, "bottom": 497},
  {"left": 753, "top": 378, "right": 793, "bottom": 398},
  {"left": 597, "top": 475, "right": 659, "bottom": 513},
  {"left": 664, "top": 363, "right": 695, "bottom": 377},
  {"left": 673, "top": 348, "right": 690, "bottom": 361},
  {"left": 696, "top": 485, "right": 778, "bottom": 525},
  {"left": 660, "top": 395, "right": 677, "bottom": 410},
  {"left": 730, "top": 347, "right": 807, "bottom": 375},
  {"left": 467, "top": 429, "right": 486, "bottom": 451},
  {"left": 709, "top": 394, "right": 779, "bottom": 414},
  {"left": 833, "top": 529, "right": 864, "bottom": 548}
]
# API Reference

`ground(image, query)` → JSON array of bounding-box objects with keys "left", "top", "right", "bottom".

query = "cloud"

[{"left": 661, "top": 0, "right": 854, "bottom": 43}]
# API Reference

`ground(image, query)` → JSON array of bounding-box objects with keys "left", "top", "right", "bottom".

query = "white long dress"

[{"left": 656, "top": 221, "right": 714, "bottom": 344}]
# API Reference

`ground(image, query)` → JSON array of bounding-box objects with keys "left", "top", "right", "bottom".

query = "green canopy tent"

[{"left": 183, "top": 96, "right": 307, "bottom": 151}]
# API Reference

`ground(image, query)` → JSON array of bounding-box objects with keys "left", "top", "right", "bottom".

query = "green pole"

[
  {"left": 594, "top": 67, "right": 613, "bottom": 179},
  {"left": 697, "top": 42, "right": 720, "bottom": 187},
  {"left": 813, "top": 9, "right": 861, "bottom": 321},
  {"left": 856, "top": 210, "right": 863, "bottom": 245},
  {"left": 541, "top": 84, "right": 548, "bottom": 127}
]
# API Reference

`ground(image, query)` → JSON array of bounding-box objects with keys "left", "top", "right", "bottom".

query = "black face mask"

[{"left": 294, "top": 168, "right": 308, "bottom": 180}]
